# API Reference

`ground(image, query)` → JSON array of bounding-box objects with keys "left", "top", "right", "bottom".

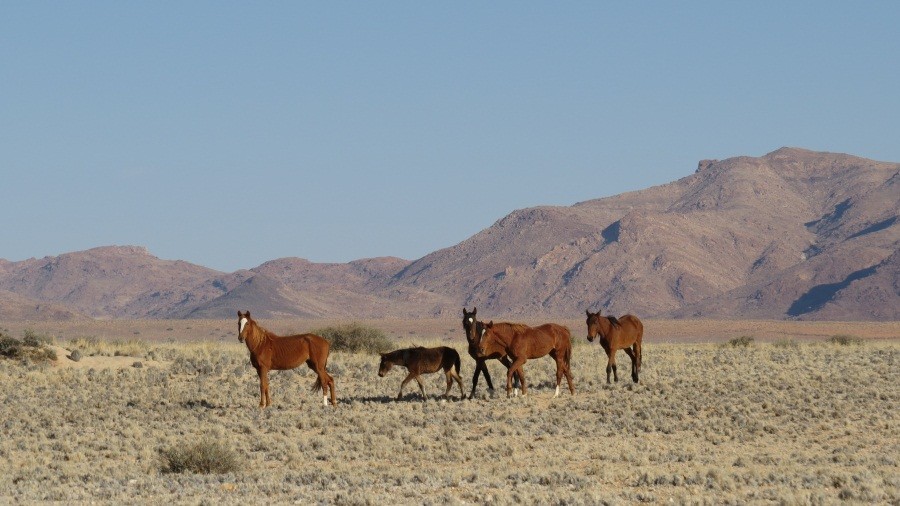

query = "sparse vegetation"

[
  {"left": 160, "top": 437, "right": 239, "bottom": 474},
  {"left": 827, "top": 334, "right": 863, "bottom": 345},
  {"left": 0, "top": 330, "right": 57, "bottom": 362},
  {"left": 726, "top": 335, "right": 755, "bottom": 347},
  {"left": 0, "top": 325, "right": 896, "bottom": 503},
  {"left": 313, "top": 322, "right": 393, "bottom": 354}
]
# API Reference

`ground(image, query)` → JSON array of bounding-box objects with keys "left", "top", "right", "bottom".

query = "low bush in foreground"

[
  {"left": 160, "top": 438, "right": 239, "bottom": 474},
  {"left": 313, "top": 323, "right": 393, "bottom": 354}
]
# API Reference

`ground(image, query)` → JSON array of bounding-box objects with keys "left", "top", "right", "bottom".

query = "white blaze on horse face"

[
  {"left": 239, "top": 317, "right": 248, "bottom": 334},
  {"left": 467, "top": 318, "right": 473, "bottom": 324}
]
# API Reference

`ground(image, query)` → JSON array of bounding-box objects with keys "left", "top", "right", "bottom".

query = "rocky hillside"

[{"left": 1, "top": 148, "right": 897, "bottom": 321}]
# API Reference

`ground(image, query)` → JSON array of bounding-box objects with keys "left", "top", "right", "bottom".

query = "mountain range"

[{"left": 2, "top": 148, "right": 897, "bottom": 321}]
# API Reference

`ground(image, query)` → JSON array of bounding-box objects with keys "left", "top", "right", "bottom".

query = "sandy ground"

[
  {"left": 47, "top": 345, "right": 168, "bottom": 370},
  {"left": 4, "top": 317, "right": 898, "bottom": 346}
]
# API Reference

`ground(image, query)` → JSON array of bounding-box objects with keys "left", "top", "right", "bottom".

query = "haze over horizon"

[{"left": 3, "top": 3, "right": 899, "bottom": 272}]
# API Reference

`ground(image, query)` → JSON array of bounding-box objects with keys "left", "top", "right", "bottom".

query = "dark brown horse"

[
  {"left": 476, "top": 321, "right": 574, "bottom": 398},
  {"left": 378, "top": 346, "right": 464, "bottom": 401},
  {"left": 585, "top": 309, "right": 643, "bottom": 383},
  {"left": 462, "top": 307, "right": 523, "bottom": 398},
  {"left": 237, "top": 311, "right": 336, "bottom": 407}
]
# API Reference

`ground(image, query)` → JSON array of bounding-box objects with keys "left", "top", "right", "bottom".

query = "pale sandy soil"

[
  {"left": 0, "top": 324, "right": 896, "bottom": 504},
  {"left": 3, "top": 318, "right": 898, "bottom": 344}
]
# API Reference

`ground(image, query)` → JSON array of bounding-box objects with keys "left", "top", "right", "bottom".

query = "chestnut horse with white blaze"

[
  {"left": 237, "top": 311, "right": 336, "bottom": 407},
  {"left": 585, "top": 309, "right": 643, "bottom": 383},
  {"left": 476, "top": 321, "right": 574, "bottom": 398}
]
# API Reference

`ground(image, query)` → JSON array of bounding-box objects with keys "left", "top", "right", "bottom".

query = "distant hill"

[{"left": 1, "top": 148, "right": 897, "bottom": 321}]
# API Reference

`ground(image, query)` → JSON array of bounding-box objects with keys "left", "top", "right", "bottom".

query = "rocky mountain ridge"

[{"left": 2, "top": 148, "right": 897, "bottom": 321}]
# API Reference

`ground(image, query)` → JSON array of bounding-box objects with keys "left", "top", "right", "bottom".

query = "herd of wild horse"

[{"left": 236, "top": 307, "right": 644, "bottom": 407}]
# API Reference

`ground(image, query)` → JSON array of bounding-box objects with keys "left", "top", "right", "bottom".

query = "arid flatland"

[{"left": 0, "top": 319, "right": 897, "bottom": 503}]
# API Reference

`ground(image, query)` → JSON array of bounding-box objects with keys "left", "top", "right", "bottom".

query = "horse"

[
  {"left": 585, "top": 309, "right": 643, "bottom": 383},
  {"left": 237, "top": 311, "right": 336, "bottom": 407},
  {"left": 462, "top": 307, "right": 523, "bottom": 398},
  {"left": 476, "top": 321, "right": 574, "bottom": 398},
  {"left": 378, "top": 346, "right": 464, "bottom": 401}
]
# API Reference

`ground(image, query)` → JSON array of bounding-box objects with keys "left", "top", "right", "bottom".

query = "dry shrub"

[
  {"left": 313, "top": 323, "right": 392, "bottom": 354},
  {"left": 0, "top": 331, "right": 57, "bottom": 362},
  {"left": 827, "top": 334, "right": 862, "bottom": 346},
  {"left": 726, "top": 335, "right": 754, "bottom": 347},
  {"left": 160, "top": 437, "right": 239, "bottom": 474}
]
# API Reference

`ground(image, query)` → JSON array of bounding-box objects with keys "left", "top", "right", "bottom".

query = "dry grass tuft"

[{"left": 160, "top": 437, "right": 240, "bottom": 474}]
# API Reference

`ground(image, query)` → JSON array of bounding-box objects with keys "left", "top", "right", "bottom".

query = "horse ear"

[
  {"left": 585, "top": 309, "right": 590, "bottom": 317},
  {"left": 473, "top": 307, "right": 477, "bottom": 314},
  {"left": 487, "top": 320, "right": 493, "bottom": 328},
  {"left": 238, "top": 310, "right": 242, "bottom": 318}
]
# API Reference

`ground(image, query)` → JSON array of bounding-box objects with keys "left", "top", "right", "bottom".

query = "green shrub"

[
  {"left": 312, "top": 323, "right": 392, "bottom": 354},
  {"left": 160, "top": 438, "right": 239, "bottom": 474},
  {"left": 827, "top": 334, "right": 862, "bottom": 346},
  {"left": 727, "top": 336, "right": 755, "bottom": 347}
]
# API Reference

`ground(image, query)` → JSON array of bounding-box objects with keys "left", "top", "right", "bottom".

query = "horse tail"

[
  {"left": 635, "top": 317, "right": 644, "bottom": 370},
  {"left": 453, "top": 348, "right": 461, "bottom": 375},
  {"left": 311, "top": 371, "right": 334, "bottom": 392}
]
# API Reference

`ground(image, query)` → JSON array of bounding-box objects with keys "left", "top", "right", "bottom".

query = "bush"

[
  {"left": 160, "top": 438, "right": 239, "bottom": 474},
  {"left": 0, "top": 331, "right": 57, "bottom": 362},
  {"left": 727, "top": 336, "right": 754, "bottom": 347},
  {"left": 827, "top": 334, "right": 862, "bottom": 346},
  {"left": 312, "top": 323, "right": 393, "bottom": 354},
  {"left": 22, "top": 329, "right": 53, "bottom": 347}
]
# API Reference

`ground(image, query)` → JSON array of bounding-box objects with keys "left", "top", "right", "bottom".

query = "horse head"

[
  {"left": 462, "top": 307, "right": 478, "bottom": 343},
  {"left": 476, "top": 321, "right": 498, "bottom": 357},
  {"left": 237, "top": 310, "right": 253, "bottom": 343},
  {"left": 377, "top": 352, "right": 392, "bottom": 377},
  {"left": 585, "top": 309, "right": 605, "bottom": 342}
]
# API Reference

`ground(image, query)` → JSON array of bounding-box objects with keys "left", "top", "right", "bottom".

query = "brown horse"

[
  {"left": 476, "top": 321, "right": 574, "bottom": 398},
  {"left": 378, "top": 346, "right": 464, "bottom": 401},
  {"left": 462, "top": 307, "right": 523, "bottom": 398},
  {"left": 585, "top": 309, "right": 643, "bottom": 383},
  {"left": 237, "top": 311, "right": 336, "bottom": 407}
]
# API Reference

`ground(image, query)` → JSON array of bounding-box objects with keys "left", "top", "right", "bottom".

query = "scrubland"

[{"left": 0, "top": 326, "right": 897, "bottom": 504}]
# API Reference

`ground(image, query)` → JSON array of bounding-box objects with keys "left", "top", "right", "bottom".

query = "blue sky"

[{"left": 3, "top": 2, "right": 898, "bottom": 272}]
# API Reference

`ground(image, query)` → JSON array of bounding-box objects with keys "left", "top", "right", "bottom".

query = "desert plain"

[{"left": 0, "top": 318, "right": 897, "bottom": 504}]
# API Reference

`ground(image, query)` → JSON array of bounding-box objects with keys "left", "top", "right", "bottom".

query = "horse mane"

[
  {"left": 244, "top": 319, "right": 272, "bottom": 347},
  {"left": 607, "top": 316, "right": 620, "bottom": 328},
  {"left": 503, "top": 323, "right": 530, "bottom": 332}
]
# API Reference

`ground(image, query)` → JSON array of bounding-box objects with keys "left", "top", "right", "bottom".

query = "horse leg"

[
  {"left": 624, "top": 348, "right": 639, "bottom": 383},
  {"left": 499, "top": 355, "right": 521, "bottom": 395},
  {"left": 257, "top": 368, "right": 270, "bottom": 408},
  {"left": 470, "top": 360, "right": 488, "bottom": 399},
  {"left": 610, "top": 351, "right": 619, "bottom": 383},
  {"left": 451, "top": 368, "right": 465, "bottom": 399},
  {"left": 414, "top": 376, "right": 427, "bottom": 401},
  {"left": 398, "top": 371, "right": 416, "bottom": 401},
  {"left": 507, "top": 358, "right": 527, "bottom": 397},
  {"left": 443, "top": 370, "right": 453, "bottom": 399}
]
